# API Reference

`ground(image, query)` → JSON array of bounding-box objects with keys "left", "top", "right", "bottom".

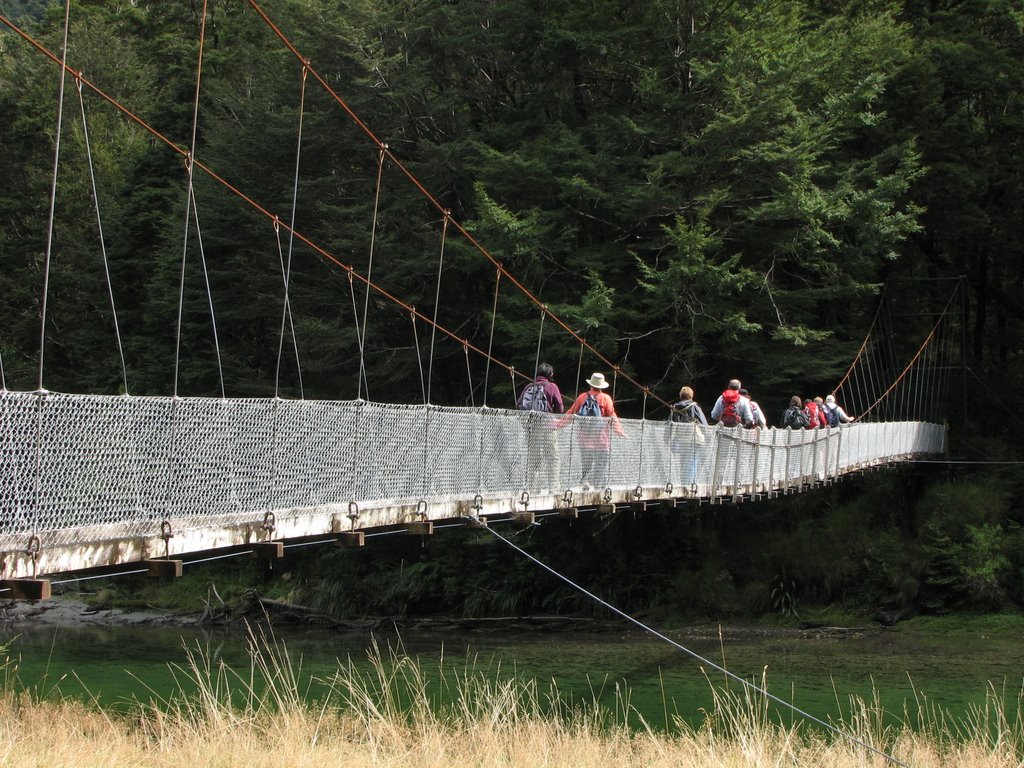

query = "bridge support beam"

[
  {"left": 145, "top": 559, "right": 183, "bottom": 578},
  {"left": 251, "top": 541, "right": 285, "bottom": 559},
  {"left": 405, "top": 521, "right": 434, "bottom": 536},
  {"left": 0, "top": 579, "right": 51, "bottom": 600},
  {"left": 334, "top": 531, "right": 365, "bottom": 548}
]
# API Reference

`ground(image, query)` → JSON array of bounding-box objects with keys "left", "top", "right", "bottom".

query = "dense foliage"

[
  {"left": 5, "top": 0, "right": 1011, "bottom": 405},
  {"left": 2, "top": 1, "right": 1024, "bottom": 618}
]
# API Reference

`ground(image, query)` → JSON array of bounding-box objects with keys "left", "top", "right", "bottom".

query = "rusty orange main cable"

[
  {"left": 245, "top": 0, "right": 669, "bottom": 407},
  {"left": 856, "top": 288, "right": 958, "bottom": 421},
  {"left": 0, "top": 13, "right": 524, "bottom": 390}
]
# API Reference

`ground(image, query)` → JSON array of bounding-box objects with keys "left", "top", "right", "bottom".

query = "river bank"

[{"left": 0, "top": 591, "right": 891, "bottom": 644}]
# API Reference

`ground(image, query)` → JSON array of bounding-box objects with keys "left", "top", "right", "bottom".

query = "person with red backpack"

[
  {"left": 710, "top": 379, "right": 754, "bottom": 428},
  {"left": 803, "top": 398, "right": 827, "bottom": 428}
]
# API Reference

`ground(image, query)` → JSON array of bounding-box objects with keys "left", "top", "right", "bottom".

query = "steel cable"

[{"left": 481, "top": 523, "right": 909, "bottom": 768}]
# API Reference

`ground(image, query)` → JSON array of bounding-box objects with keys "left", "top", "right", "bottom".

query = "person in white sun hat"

[
  {"left": 822, "top": 393, "right": 854, "bottom": 426},
  {"left": 558, "top": 372, "right": 624, "bottom": 489}
]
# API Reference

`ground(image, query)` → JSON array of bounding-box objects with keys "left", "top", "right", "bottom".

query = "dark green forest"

[{"left": 2, "top": 0, "right": 1024, "bottom": 621}]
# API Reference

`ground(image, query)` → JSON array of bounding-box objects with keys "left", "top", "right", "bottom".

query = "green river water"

[{"left": 3, "top": 617, "right": 1022, "bottom": 730}]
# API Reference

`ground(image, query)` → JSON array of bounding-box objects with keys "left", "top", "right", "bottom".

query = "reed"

[{"left": 0, "top": 627, "right": 1019, "bottom": 767}]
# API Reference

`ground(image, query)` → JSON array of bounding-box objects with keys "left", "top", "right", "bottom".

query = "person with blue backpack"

[
  {"left": 822, "top": 394, "right": 854, "bottom": 426},
  {"left": 558, "top": 372, "right": 624, "bottom": 490},
  {"left": 516, "top": 362, "right": 565, "bottom": 491}
]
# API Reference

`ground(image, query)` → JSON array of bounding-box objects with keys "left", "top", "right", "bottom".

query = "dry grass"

[{"left": 0, "top": 628, "right": 1020, "bottom": 768}]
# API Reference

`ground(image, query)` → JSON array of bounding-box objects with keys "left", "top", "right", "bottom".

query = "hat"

[
  {"left": 825, "top": 395, "right": 836, "bottom": 404},
  {"left": 586, "top": 372, "right": 610, "bottom": 389}
]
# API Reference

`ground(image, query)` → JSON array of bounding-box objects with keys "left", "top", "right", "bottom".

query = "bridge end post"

[{"left": 0, "top": 579, "right": 51, "bottom": 601}]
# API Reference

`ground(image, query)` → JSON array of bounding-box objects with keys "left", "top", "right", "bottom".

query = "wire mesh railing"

[{"left": 0, "top": 391, "right": 944, "bottom": 553}]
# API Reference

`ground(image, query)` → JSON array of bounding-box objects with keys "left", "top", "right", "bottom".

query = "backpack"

[
  {"left": 823, "top": 404, "right": 840, "bottom": 428},
  {"left": 576, "top": 393, "right": 601, "bottom": 419},
  {"left": 719, "top": 390, "right": 741, "bottom": 427},
  {"left": 783, "top": 406, "right": 810, "bottom": 429},
  {"left": 671, "top": 401, "right": 697, "bottom": 424},
  {"left": 803, "top": 402, "right": 819, "bottom": 427},
  {"left": 517, "top": 382, "right": 550, "bottom": 413}
]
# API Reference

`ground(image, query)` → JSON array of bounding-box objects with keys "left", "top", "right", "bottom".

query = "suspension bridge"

[{"left": 0, "top": 4, "right": 955, "bottom": 599}]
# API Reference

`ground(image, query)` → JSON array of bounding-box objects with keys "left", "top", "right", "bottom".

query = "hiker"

[
  {"left": 781, "top": 395, "right": 811, "bottom": 428},
  {"left": 669, "top": 386, "right": 708, "bottom": 427},
  {"left": 822, "top": 394, "right": 854, "bottom": 426},
  {"left": 740, "top": 388, "right": 766, "bottom": 428},
  {"left": 710, "top": 379, "right": 753, "bottom": 428},
  {"left": 668, "top": 385, "right": 708, "bottom": 484},
  {"left": 516, "top": 362, "right": 565, "bottom": 491},
  {"left": 803, "top": 398, "right": 827, "bottom": 428},
  {"left": 558, "top": 372, "right": 624, "bottom": 489}
]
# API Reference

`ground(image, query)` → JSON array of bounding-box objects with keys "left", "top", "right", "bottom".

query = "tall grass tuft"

[{"left": 0, "top": 625, "right": 1020, "bottom": 766}]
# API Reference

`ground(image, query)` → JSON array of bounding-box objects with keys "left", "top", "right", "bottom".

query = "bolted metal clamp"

[
  {"left": 261, "top": 511, "right": 276, "bottom": 539},
  {"left": 159, "top": 520, "right": 174, "bottom": 559},
  {"left": 633, "top": 484, "right": 643, "bottom": 501},
  {"left": 519, "top": 490, "right": 530, "bottom": 510},
  {"left": 347, "top": 500, "right": 360, "bottom": 530},
  {"left": 25, "top": 534, "right": 41, "bottom": 579}
]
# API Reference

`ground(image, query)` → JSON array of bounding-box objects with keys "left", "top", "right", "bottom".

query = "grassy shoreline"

[{"left": 1, "top": 628, "right": 1021, "bottom": 767}]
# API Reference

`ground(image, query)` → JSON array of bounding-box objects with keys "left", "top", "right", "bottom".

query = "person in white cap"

[
  {"left": 823, "top": 394, "right": 854, "bottom": 426},
  {"left": 558, "top": 372, "right": 624, "bottom": 489}
]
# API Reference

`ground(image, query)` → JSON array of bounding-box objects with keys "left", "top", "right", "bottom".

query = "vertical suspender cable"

[
  {"left": 189, "top": 194, "right": 226, "bottom": 398},
  {"left": 426, "top": 213, "right": 449, "bottom": 405},
  {"left": 481, "top": 267, "right": 501, "bottom": 407},
  {"left": 166, "top": 0, "right": 210, "bottom": 530},
  {"left": 172, "top": 186, "right": 190, "bottom": 400},
  {"left": 531, "top": 307, "right": 547, "bottom": 380},
  {"left": 76, "top": 76, "right": 129, "bottom": 394},
  {"left": 357, "top": 146, "right": 387, "bottom": 402},
  {"left": 636, "top": 391, "right": 648, "bottom": 489},
  {"left": 36, "top": 0, "right": 72, "bottom": 392},
  {"left": 884, "top": 303, "right": 904, "bottom": 420},
  {"left": 464, "top": 344, "right": 475, "bottom": 407},
  {"left": 411, "top": 309, "right": 426, "bottom": 404},
  {"left": 925, "top": 322, "right": 938, "bottom": 422},
  {"left": 174, "top": 0, "right": 210, "bottom": 398},
  {"left": 566, "top": 339, "right": 586, "bottom": 473},
  {"left": 348, "top": 272, "right": 368, "bottom": 397},
  {"left": 574, "top": 339, "right": 585, "bottom": 395},
  {"left": 0, "top": 349, "right": 5, "bottom": 390},
  {"left": 32, "top": 0, "right": 72, "bottom": 547},
  {"left": 942, "top": 301, "right": 958, "bottom": 423},
  {"left": 863, "top": 335, "right": 881, "bottom": 422},
  {"left": 275, "top": 64, "right": 309, "bottom": 400}
]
